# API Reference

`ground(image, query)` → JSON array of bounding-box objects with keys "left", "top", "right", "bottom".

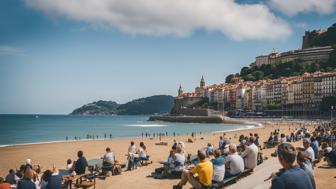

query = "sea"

[{"left": 0, "top": 115, "right": 256, "bottom": 147}]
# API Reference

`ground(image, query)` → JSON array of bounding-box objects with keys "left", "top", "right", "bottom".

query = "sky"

[{"left": 0, "top": 0, "right": 336, "bottom": 114}]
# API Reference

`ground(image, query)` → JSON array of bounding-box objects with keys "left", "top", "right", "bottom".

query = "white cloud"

[
  {"left": 0, "top": 46, "right": 24, "bottom": 56},
  {"left": 270, "top": 0, "right": 336, "bottom": 16},
  {"left": 24, "top": 0, "right": 291, "bottom": 40}
]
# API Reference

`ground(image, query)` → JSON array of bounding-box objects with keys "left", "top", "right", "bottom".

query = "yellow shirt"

[{"left": 191, "top": 159, "right": 213, "bottom": 186}]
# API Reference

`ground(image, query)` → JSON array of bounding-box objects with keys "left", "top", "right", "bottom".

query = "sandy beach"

[{"left": 0, "top": 119, "right": 335, "bottom": 189}]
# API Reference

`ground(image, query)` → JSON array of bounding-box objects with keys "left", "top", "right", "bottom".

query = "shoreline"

[
  {"left": 0, "top": 121, "right": 263, "bottom": 148},
  {"left": 1, "top": 119, "right": 333, "bottom": 189}
]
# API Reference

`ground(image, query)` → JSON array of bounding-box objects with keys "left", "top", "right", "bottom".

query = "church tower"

[
  {"left": 178, "top": 85, "right": 184, "bottom": 96},
  {"left": 200, "top": 75, "right": 205, "bottom": 89}
]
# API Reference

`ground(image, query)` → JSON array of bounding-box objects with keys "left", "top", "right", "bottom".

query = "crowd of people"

[
  {"left": 0, "top": 121, "right": 335, "bottom": 189},
  {"left": 0, "top": 140, "right": 152, "bottom": 189}
]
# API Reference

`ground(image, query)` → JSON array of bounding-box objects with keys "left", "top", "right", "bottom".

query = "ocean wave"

[{"left": 125, "top": 124, "right": 168, "bottom": 128}]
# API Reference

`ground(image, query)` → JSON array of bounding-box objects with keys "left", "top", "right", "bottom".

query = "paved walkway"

[{"left": 227, "top": 157, "right": 281, "bottom": 189}]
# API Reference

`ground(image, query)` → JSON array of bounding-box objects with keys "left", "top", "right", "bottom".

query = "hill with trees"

[
  {"left": 70, "top": 95, "right": 174, "bottom": 115},
  {"left": 225, "top": 23, "right": 336, "bottom": 83}
]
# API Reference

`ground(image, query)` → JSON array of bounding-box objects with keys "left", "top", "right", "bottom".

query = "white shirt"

[
  {"left": 138, "top": 147, "right": 147, "bottom": 158},
  {"left": 174, "top": 153, "right": 186, "bottom": 171},
  {"left": 104, "top": 151, "right": 114, "bottom": 164},
  {"left": 226, "top": 152, "right": 244, "bottom": 175},
  {"left": 305, "top": 147, "right": 315, "bottom": 162},
  {"left": 66, "top": 163, "right": 73, "bottom": 170},
  {"left": 241, "top": 143, "right": 258, "bottom": 169},
  {"left": 280, "top": 137, "right": 287, "bottom": 144},
  {"left": 128, "top": 145, "right": 136, "bottom": 154}
]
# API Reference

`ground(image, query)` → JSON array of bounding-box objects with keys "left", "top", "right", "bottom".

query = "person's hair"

[
  {"left": 207, "top": 143, "right": 211, "bottom": 146},
  {"left": 106, "top": 147, "right": 111, "bottom": 152},
  {"left": 249, "top": 137, "right": 255, "bottom": 144},
  {"left": 220, "top": 136, "right": 223, "bottom": 139},
  {"left": 214, "top": 149, "right": 221, "bottom": 157},
  {"left": 321, "top": 142, "right": 328, "bottom": 149},
  {"left": 140, "top": 142, "right": 144, "bottom": 147},
  {"left": 229, "top": 144, "right": 237, "bottom": 153},
  {"left": 19, "top": 164, "right": 26, "bottom": 172},
  {"left": 77, "top": 150, "right": 84, "bottom": 158},
  {"left": 304, "top": 133, "right": 311, "bottom": 138},
  {"left": 297, "top": 151, "right": 308, "bottom": 163},
  {"left": 9, "top": 169, "right": 14, "bottom": 174},
  {"left": 131, "top": 141, "right": 134, "bottom": 145},
  {"left": 67, "top": 159, "right": 72, "bottom": 165},
  {"left": 23, "top": 166, "right": 34, "bottom": 180},
  {"left": 197, "top": 150, "right": 206, "bottom": 161},
  {"left": 280, "top": 133, "right": 285, "bottom": 138},
  {"left": 41, "top": 170, "right": 52, "bottom": 182},
  {"left": 277, "top": 143, "right": 296, "bottom": 164},
  {"left": 176, "top": 146, "right": 182, "bottom": 153}
]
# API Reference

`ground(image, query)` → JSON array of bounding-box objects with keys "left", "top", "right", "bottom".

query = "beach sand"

[{"left": 0, "top": 119, "right": 335, "bottom": 189}]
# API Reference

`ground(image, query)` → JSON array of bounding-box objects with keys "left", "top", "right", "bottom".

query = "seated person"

[
  {"left": 173, "top": 150, "right": 213, "bottom": 189},
  {"left": 322, "top": 145, "right": 336, "bottom": 167},
  {"left": 211, "top": 150, "right": 225, "bottom": 183},
  {"left": 75, "top": 150, "right": 88, "bottom": 175},
  {"left": 280, "top": 134, "right": 287, "bottom": 144},
  {"left": 127, "top": 141, "right": 138, "bottom": 170},
  {"left": 65, "top": 159, "right": 76, "bottom": 176},
  {"left": 225, "top": 144, "right": 244, "bottom": 179},
  {"left": 302, "top": 138, "right": 315, "bottom": 163},
  {"left": 158, "top": 146, "right": 186, "bottom": 179},
  {"left": 138, "top": 142, "right": 150, "bottom": 161},
  {"left": 5, "top": 169, "right": 16, "bottom": 185},
  {"left": 241, "top": 137, "right": 258, "bottom": 170},
  {"left": 103, "top": 147, "right": 115, "bottom": 167},
  {"left": 17, "top": 166, "right": 36, "bottom": 189},
  {"left": 46, "top": 167, "right": 62, "bottom": 189},
  {"left": 297, "top": 152, "right": 316, "bottom": 189},
  {"left": 270, "top": 143, "right": 314, "bottom": 189},
  {"left": 40, "top": 170, "right": 52, "bottom": 189},
  {"left": 310, "top": 137, "right": 319, "bottom": 160},
  {"left": 206, "top": 143, "right": 214, "bottom": 156},
  {"left": 0, "top": 177, "right": 11, "bottom": 189}
]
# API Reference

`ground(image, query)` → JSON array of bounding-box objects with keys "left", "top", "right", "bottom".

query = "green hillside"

[{"left": 70, "top": 95, "right": 174, "bottom": 115}]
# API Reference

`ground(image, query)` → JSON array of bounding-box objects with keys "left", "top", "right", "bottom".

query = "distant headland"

[{"left": 70, "top": 95, "right": 174, "bottom": 115}]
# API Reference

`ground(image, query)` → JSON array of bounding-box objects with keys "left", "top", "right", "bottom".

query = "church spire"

[
  {"left": 200, "top": 75, "right": 205, "bottom": 89},
  {"left": 178, "top": 85, "right": 184, "bottom": 96}
]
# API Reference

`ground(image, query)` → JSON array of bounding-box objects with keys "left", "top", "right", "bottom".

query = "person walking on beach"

[{"left": 270, "top": 143, "right": 314, "bottom": 189}]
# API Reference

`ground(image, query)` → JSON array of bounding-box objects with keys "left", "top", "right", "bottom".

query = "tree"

[
  {"left": 253, "top": 71, "right": 264, "bottom": 80},
  {"left": 243, "top": 74, "right": 256, "bottom": 81},
  {"left": 240, "top": 67, "right": 250, "bottom": 76},
  {"left": 320, "top": 96, "right": 336, "bottom": 112},
  {"left": 225, "top": 74, "right": 235, "bottom": 83}
]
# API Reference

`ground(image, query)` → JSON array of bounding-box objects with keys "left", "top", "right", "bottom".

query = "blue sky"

[{"left": 0, "top": 0, "right": 336, "bottom": 114}]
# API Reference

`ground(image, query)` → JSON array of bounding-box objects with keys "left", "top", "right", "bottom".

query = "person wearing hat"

[{"left": 302, "top": 138, "right": 315, "bottom": 163}]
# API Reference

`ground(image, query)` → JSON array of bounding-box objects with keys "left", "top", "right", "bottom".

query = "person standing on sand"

[{"left": 270, "top": 143, "right": 314, "bottom": 189}]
